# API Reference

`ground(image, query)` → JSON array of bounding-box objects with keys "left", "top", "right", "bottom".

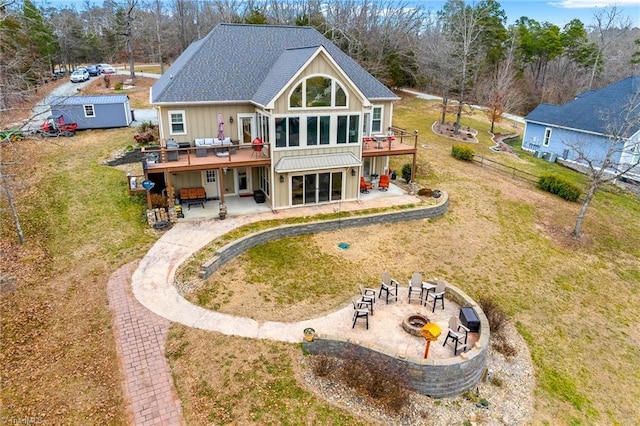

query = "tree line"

[{"left": 1, "top": 0, "right": 639, "bottom": 116}]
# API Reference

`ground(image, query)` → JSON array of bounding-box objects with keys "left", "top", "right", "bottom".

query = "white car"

[
  {"left": 70, "top": 69, "right": 89, "bottom": 83},
  {"left": 99, "top": 64, "right": 116, "bottom": 74}
]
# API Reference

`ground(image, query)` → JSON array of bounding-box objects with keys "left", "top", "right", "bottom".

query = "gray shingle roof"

[
  {"left": 525, "top": 75, "right": 640, "bottom": 137},
  {"left": 48, "top": 95, "right": 129, "bottom": 105},
  {"left": 151, "top": 23, "right": 398, "bottom": 105}
]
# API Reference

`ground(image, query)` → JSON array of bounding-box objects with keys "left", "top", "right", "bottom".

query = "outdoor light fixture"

[
  {"left": 229, "top": 116, "right": 234, "bottom": 123},
  {"left": 223, "top": 167, "right": 228, "bottom": 175},
  {"left": 351, "top": 169, "right": 356, "bottom": 177},
  {"left": 280, "top": 175, "right": 285, "bottom": 183}
]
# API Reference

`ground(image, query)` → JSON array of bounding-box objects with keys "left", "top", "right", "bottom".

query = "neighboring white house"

[{"left": 522, "top": 75, "right": 640, "bottom": 183}]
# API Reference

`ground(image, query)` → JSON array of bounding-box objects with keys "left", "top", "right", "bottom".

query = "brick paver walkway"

[{"left": 108, "top": 262, "right": 184, "bottom": 426}]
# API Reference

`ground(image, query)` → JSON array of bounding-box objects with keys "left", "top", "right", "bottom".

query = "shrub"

[
  {"left": 492, "top": 335, "right": 518, "bottom": 358},
  {"left": 133, "top": 132, "right": 155, "bottom": 144},
  {"left": 338, "top": 354, "right": 410, "bottom": 413},
  {"left": 451, "top": 144, "right": 474, "bottom": 161},
  {"left": 478, "top": 296, "right": 508, "bottom": 334},
  {"left": 418, "top": 188, "right": 433, "bottom": 197},
  {"left": 310, "top": 355, "right": 333, "bottom": 377},
  {"left": 490, "top": 375, "right": 504, "bottom": 387},
  {"left": 103, "top": 74, "right": 111, "bottom": 88},
  {"left": 114, "top": 81, "right": 123, "bottom": 90},
  {"left": 401, "top": 163, "right": 413, "bottom": 182},
  {"left": 150, "top": 193, "right": 168, "bottom": 209},
  {"left": 537, "top": 174, "right": 581, "bottom": 201},
  {"left": 139, "top": 120, "right": 156, "bottom": 133}
]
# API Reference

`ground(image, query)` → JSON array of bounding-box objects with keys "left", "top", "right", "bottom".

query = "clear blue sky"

[{"left": 422, "top": 0, "right": 640, "bottom": 28}]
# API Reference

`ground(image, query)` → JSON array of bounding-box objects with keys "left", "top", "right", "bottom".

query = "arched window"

[{"left": 289, "top": 76, "right": 348, "bottom": 109}]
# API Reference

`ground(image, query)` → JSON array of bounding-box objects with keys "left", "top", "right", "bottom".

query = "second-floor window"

[
  {"left": 371, "top": 106, "right": 383, "bottom": 133},
  {"left": 289, "top": 75, "right": 347, "bottom": 109},
  {"left": 275, "top": 117, "right": 300, "bottom": 148},
  {"left": 169, "top": 110, "right": 186, "bottom": 135},
  {"left": 337, "top": 115, "right": 360, "bottom": 144},
  {"left": 306, "top": 116, "right": 330, "bottom": 146}
]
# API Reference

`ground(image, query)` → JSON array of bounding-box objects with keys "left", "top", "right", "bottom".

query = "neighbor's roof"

[
  {"left": 151, "top": 23, "right": 398, "bottom": 105},
  {"left": 525, "top": 75, "right": 640, "bottom": 137},
  {"left": 48, "top": 95, "right": 130, "bottom": 105}
]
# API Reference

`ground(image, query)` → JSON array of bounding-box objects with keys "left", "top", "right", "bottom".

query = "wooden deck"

[
  {"left": 362, "top": 139, "right": 417, "bottom": 157},
  {"left": 143, "top": 144, "right": 271, "bottom": 172},
  {"left": 142, "top": 135, "right": 417, "bottom": 173}
]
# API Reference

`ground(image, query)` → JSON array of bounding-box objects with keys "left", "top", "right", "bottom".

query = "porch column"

[
  {"left": 165, "top": 171, "right": 175, "bottom": 206},
  {"left": 411, "top": 130, "right": 418, "bottom": 182},
  {"left": 218, "top": 168, "right": 225, "bottom": 204}
]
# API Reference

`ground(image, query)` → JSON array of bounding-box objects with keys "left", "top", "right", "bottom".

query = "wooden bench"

[{"left": 179, "top": 187, "right": 207, "bottom": 209}]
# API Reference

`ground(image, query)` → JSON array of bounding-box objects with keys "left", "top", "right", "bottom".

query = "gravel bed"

[{"left": 300, "top": 321, "right": 535, "bottom": 425}]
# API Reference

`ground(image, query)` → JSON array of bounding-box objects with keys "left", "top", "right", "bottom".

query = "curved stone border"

[
  {"left": 199, "top": 192, "right": 449, "bottom": 279},
  {"left": 302, "top": 283, "right": 490, "bottom": 399},
  {"left": 133, "top": 193, "right": 449, "bottom": 342}
]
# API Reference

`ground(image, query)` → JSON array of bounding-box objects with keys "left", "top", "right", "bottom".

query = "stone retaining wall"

[
  {"left": 200, "top": 193, "right": 448, "bottom": 279},
  {"left": 194, "top": 192, "right": 488, "bottom": 397},
  {"left": 302, "top": 283, "right": 490, "bottom": 398}
]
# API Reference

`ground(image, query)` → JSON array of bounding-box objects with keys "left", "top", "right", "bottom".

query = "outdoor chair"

[
  {"left": 425, "top": 280, "right": 447, "bottom": 312},
  {"left": 407, "top": 272, "right": 423, "bottom": 304},
  {"left": 378, "top": 174, "right": 390, "bottom": 191},
  {"left": 359, "top": 284, "right": 376, "bottom": 314},
  {"left": 379, "top": 271, "right": 399, "bottom": 304},
  {"left": 443, "top": 316, "right": 469, "bottom": 355},
  {"left": 352, "top": 299, "right": 370, "bottom": 329},
  {"left": 363, "top": 137, "right": 373, "bottom": 149},
  {"left": 360, "top": 177, "right": 372, "bottom": 193}
]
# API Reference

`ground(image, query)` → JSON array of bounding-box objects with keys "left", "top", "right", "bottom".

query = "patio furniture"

[
  {"left": 378, "top": 174, "right": 390, "bottom": 191},
  {"left": 194, "top": 138, "right": 210, "bottom": 157},
  {"left": 443, "top": 316, "right": 469, "bottom": 355},
  {"left": 359, "top": 284, "right": 376, "bottom": 314},
  {"left": 360, "top": 177, "right": 372, "bottom": 193},
  {"left": 179, "top": 187, "right": 207, "bottom": 209},
  {"left": 363, "top": 137, "right": 373, "bottom": 149},
  {"left": 214, "top": 137, "right": 234, "bottom": 157},
  {"left": 352, "top": 299, "right": 370, "bottom": 329},
  {"left": 253, "top": 190, "right": 266, "bottom": 203},
  {"left": 408, "top": 272, "right": 423, "bottom": 304},
  {"left": 379, "top": 271, "right": 399, "bottom": 304},
  {"left": 166, "top": 139, "right": 179, "bottom": 161},
  {"left": 425, "top": 280, "right": 446, "bottom": 312},
  {"left": 459, "top": 306, "right": 480, "bottom": 332}
]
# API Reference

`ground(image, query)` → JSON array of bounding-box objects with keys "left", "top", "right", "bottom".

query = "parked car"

[
  {"left": 70, "top": 69, "right": 89, "bottom": 83},
  {"left": 99, "top": 63, "right": 116, "bottom": 74},
  {"left": 86, "top": 65, "right": 100, "bottom": 76}
]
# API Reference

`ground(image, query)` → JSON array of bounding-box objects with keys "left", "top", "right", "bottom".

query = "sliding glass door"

[{"left": 292, "top": 172, "right": 343, "bottom": 206}]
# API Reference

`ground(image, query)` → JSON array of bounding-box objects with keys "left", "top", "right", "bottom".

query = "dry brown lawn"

[
  {"left": 2, "top": 86, "right": 639, "bottom": 425},
  {"left": 175, "top": 97, "right": 640, "bottom": 425}
]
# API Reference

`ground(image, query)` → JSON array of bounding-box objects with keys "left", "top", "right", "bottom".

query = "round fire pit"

[{"left": 402, "top": 314, "right": 430, "bottom": 337}]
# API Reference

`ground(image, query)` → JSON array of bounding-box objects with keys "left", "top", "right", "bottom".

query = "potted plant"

[{"left": 303, "top": 327, "right": 315, "bottom": 342}]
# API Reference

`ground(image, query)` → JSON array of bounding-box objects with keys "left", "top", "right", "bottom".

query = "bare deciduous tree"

[
  {"left": 588, "top": 5, "right": 633, "bottom": 89},
  {"left": 563, "top": 89, "right": 640, "bottom": 237},
  {"left": 476, "top": 37, "right": 523, "bottom": 132}
]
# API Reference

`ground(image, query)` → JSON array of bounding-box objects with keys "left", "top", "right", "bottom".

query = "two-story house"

[{"left": 145, "top": 23, "right": 417, "bottom": 212}]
